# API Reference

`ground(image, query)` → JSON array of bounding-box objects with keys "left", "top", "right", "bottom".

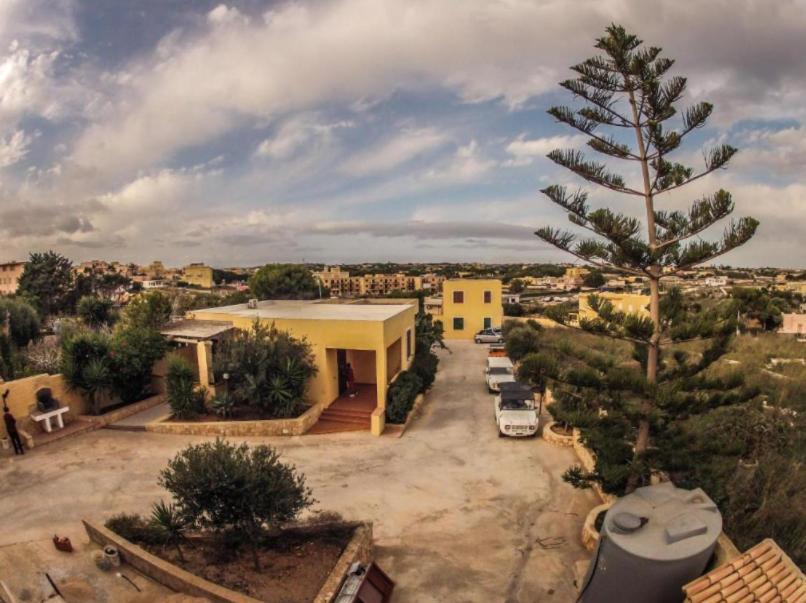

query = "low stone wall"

[
  {"left": 0, "top": 373, "right": 87, "bottom": 437},
  {"left": 82, "top": 394, "right": 166, "bottom": 427},
  {"left": 572, "top": 428, "right": 616, "bottom": 505},
  {"left": 145, "top": 403, "right": 324, "bottom": 437},
  {"left": 383, "top": 393, "right": 425, "bottom": 438},
  {"left": 542, "top": 421, "right": 575, "bottom": 447},
  {"left": 83, "top": 520, "right": 264, "bottom": 603},
  {"left": 581, "top": 502, "right": 613, "bottom": 552},
  {"left": 313, "top": 523, "right": 374, "bottom": 603}
]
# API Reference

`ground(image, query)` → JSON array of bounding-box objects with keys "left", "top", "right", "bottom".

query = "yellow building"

[
  {"left": 428, "top": 279, "right": 503, "bottom": 339},
  {"left": 183, "top": 263, "right": 215, "bottom": 288},
  {"left": 578, "top": 292, "right": 650, "bottom": 320},
  {"left": 190, "top": 298, "right": 417, "bottom": 435},
  {"left": 0, "top": 261, "right": 25, "bottom": 295}
]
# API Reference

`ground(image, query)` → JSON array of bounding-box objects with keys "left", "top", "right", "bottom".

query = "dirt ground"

[
  {"left": 0, "top": 340, "right": 596, "bottom": 602},
  {"left": 145, "top": 527, "right": 353, "bottom": 603}
]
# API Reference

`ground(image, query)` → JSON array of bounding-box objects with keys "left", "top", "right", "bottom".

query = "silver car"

[{"left": 474, "top": 328, "right": 503, "bottom": 344}]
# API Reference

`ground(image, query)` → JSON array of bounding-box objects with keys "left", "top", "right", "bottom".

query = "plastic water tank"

[{"left": 578, "top": 482, "right": 722, "bottom": 603}]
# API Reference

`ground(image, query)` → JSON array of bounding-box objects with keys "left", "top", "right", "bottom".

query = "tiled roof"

[{"left": 683, "top": 539, "right": 805, "bottom": 603}]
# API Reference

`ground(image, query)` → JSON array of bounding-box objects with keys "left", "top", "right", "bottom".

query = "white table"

[{"left": 30, "top": 407, "right": 70, "bottom": 433}]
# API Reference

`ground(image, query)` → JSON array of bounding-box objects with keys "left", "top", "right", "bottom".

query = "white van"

[{"left": 485, "top": 356, "right": 515, "bottom": 392}]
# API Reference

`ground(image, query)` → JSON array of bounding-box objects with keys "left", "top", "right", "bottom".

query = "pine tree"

[{"left": 536, "top": 25, "right": 758, "bottom": 494}]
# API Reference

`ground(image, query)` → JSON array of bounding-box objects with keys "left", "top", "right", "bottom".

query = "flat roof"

[
  {"left": 160, "top": 319, "right": 235, "bottom": 340},
  {"left": 192, "top": 299, "right": 414, "bottom": 322}
]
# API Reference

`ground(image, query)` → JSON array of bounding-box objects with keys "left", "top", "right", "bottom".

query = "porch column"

[
  {"left": 375, "top": 347, "right": 388, "bottom": 410},
  {"left": 196, "top": 340, "right": 215, "bottom": 396}
]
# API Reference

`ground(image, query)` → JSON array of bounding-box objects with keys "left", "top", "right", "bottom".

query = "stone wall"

[
  {"left": 313, "top": 523, "right": 374, "bottom": 603},
  {"left": 145, "top": 403, "right": 324, "bottom": 436},
  {"left": 0, "top": 373, "right": 87, "bottom": 437},
  {"left": 84, "top": 521, "right": 264, "bottom": 603}
]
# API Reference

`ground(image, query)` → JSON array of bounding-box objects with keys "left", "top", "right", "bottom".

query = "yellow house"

[
  {"left": 183, "top": 263, "right": 215, "bottom": 288},
  {"left": 189, "top": 298, "right": 417, "bottom": 435},
  {"left": 0, "top": 260, "right": 25, "bottom": 295},
  {"left": 579, "top": 292, "right": 650, "bottom": 320},
  {"left": 428, "top": 279, "right": 503, "bottom": 339}
]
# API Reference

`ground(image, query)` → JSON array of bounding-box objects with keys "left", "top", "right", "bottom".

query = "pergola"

[{"left": 159, "top": 319, "right": 235, "bottom": 393}]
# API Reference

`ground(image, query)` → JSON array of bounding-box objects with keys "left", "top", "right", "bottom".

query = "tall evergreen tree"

[
  {"left": 535, "top": 25, "right": 758, "bottom": 493},
  {"left": 17, "top": 251, "right": 74, "bottom": 317}
]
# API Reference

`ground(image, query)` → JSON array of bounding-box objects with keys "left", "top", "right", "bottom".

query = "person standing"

[
  {"left": 3, "top": 405, "right": 25, "bottom": 456},
  {"left": 346, "top": 363, "right": 356, "bottom": 397}
]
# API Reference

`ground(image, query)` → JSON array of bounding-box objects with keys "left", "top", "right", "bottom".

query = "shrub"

[
  {"left": 150, "top": 500, "right": 188, "bottom": 561},
  {"left": 77, "top": 295, "right": 114, "bottom": 328},
  {"left": 210, "top": 393, "right": 236, "bottom": 418},
  {"left": 505, "top": 325, "right": 542, "bottom": 361},
  {"left": 122, "top": 291, "right": 172, "bottom": 330},
  {"left": 166, "top": 355, "right": 205, "bottom": 419},
  {"left": 159, "top": 439, "right": 314, "bottom": 570},
  {"left": 61, "top": 331, "right": 113, "bottom": 415},
  {"left": 105, "top": 513, "right": 167, "bottom": 546},
  {"left": 213, "top": 321, "right": 316, "bottom": 418},
  {"left": 110, "top": 326, "right": 167, "bottom": 404},
  {"left": 411, "top": 351, "right": 439, "bottom": 391},
  {"left": 0, "top": 297, "right": 40, "bottom": 347},
  {"left": 504, "top": 302, "right": 526, "bottom": 317},
  {"left": 385, "top": 371, "right": 423, "bottom": 424}
]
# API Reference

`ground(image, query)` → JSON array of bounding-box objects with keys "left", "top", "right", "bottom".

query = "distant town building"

[
  {"left": 427, "top": 279, "right": 503, "bottom": 340},
  {"left": 503, "top": 293, "right": 521, "bottom": 305},
  {"left": 780, "top": 313, "right": 806, "bottom": 335},
  {"left": 0, "top": 261, "right": 25, "bottom": 295},
  {"left": 313, "top": 265, "right": 443, "bottom": 297},
  {"left": 183, "top": 263, "right": 215, "bottom": 289},
  {"left": 704, "top": 276, "right": 729, "bottom": 287},
  {"left": 579, "top": 292, "right": 651, "bottom": 321},
  {"left": 142, "top": 279, "right": 166, "bottom": 289}
]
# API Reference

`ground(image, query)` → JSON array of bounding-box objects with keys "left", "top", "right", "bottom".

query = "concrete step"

[
  {"left": 307, "top": 420, "right": 369, "bottom": 434},
  {"left": 321, "top": 409, "right": 372, "bottom": 421},
  {"left": 318, "top": 414, "right": 371, "bottom": 426}
]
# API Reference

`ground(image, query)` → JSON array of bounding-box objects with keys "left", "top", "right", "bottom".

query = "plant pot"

[{"left": 1, "top": 437, "right": 9, "bottom": 450}]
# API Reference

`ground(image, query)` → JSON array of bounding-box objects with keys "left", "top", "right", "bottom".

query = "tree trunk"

[{"left": 626, "top": 85, "right": 662, "bottom": 494}]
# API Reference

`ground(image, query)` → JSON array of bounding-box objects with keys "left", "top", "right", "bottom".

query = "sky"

[{"left": 1, "top": 0, "right": 805, "bottom": 268}]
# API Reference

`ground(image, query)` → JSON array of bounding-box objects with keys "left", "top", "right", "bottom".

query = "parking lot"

[{"left": 0, "top": 340, "right": 596, "bottom": 602}]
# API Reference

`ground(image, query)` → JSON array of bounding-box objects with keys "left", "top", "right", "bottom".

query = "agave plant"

[
  {"left": 150, "top": 500, "right": 188, "bottom": 562},
  {"left": 210, "top": 394, "right": 236, "bottom": 419}
]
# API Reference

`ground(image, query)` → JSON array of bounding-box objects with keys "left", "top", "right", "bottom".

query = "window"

[
  {"left": 484, "top": 317, "right": 492, "bottom": 330},
  {"left": 406, "top": 329, "right": 412, "bottom": 358},
  {"left": 453, "top": 317, "right": 464, "bottom": 331},
  {"left": 453, "top": 290, "right": 464, "bottom": 304},
  {"left": 484, "top": 290, "right": 492, "bottom": 303}
]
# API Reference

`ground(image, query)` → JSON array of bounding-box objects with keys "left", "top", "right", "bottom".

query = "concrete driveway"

[{"left": 0, "top": 341, "right": 595, "bottom": 602}]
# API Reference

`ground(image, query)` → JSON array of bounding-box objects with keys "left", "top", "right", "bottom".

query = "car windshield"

[
  {"left": 500, "top": 399, "right": 533, "bottom": 410},
  {"left": 489, "top": 367, "right": 512, "bottom": 375}
]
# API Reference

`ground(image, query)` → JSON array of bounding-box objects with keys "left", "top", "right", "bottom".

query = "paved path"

[
  {"left": 0, "top": 341, "right": 596, "bottom": 602},
  {"left": 107, "top": 401, "right": 170, "bottom": 430}
]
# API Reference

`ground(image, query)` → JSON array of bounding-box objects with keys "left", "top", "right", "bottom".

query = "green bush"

[
  {"left": 122, "top": 291, "right": 172, "bottom": 330},
  {"left": 411, "top": 351, "right": 439, "bottom": 391},
  {"left": 166, "top": 355, "right": 205, "bottom": 419},
  {"left": 105, "top": 512, "right": 167, "bottom": 546},
  {"left": 110, "top": 326, "right": 167, "bottom": 404},
  {"left": 159, "top": 439, "right": 314, "bottom": 570},
  {"left": 0, "top": 297, "right": 40, "bottom": 347},
  {"left": 505, "top": 325, "right": 542, "bottom": 361},
  {"left": 61, "top": 331, "right": 113, "bottom": 415},
  {"left": 385, "top": 371, "right": 423, "bottom": 424},
  {"left": 213, "top": 321, "right": 316, "bottom": 418},
  {"left": 77, "top": 295, "right": 114, "bottom": 328}
]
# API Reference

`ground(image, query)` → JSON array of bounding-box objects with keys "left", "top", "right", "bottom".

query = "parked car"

[
  {"left": 494, "top": 382, "right": 538, "bottom": 437},
  {"left": 485, "top": 356, "right": 516, "bottom": 392},
  {"left": 474, "top": 328, "right": 503, "bottom": 344}
]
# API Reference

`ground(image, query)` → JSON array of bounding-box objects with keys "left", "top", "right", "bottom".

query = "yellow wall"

[
  {"left": 1, "top": 374, "right": 87, "bottom": 437},
  {"left": 579, "top": 292, "right": 651, "bottom": 320},
  {"left": 191, "top": 303, "right": 417, "bottom": 410},
  {"left": 183, "top": 264, "right": 214, "bottom": 289},
  {"left": 439, "top": 279, "right": 504, "bottom": 339}
]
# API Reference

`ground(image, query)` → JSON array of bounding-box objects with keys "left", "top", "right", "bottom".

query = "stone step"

[{"left": 318, "top": 414, "right": 371, "bottom": 426}]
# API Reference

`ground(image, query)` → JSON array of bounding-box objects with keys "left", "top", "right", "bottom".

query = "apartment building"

[
  {"left": 427, "top": 279, "right": 503, "bottom": 339},
  {"left": 313, "top": 266, "right": 443, "bottom": 297},
  {"left": 0, "top": 261, "right": 25, "bottom": 295}
]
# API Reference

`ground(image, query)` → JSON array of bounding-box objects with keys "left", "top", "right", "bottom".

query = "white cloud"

[
  {"left": 341, "top": 128, "right": 447, "bottom": 176},
  {"left": 0, "top": 129, "right": 32, "bottom": 167},
  {"left": 426, "top": 140, "right": 496, "bottom": 183},
  {"left": 504, "top": 134, "right": 587, "bottom": 166},
  {"left": 255, "top": 117, "right": 353, "bottom": 160}
]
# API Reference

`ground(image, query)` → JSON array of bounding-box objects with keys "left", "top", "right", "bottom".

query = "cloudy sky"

[{"left": 1, "top": 0, "right": 805, "bottom": 268}]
